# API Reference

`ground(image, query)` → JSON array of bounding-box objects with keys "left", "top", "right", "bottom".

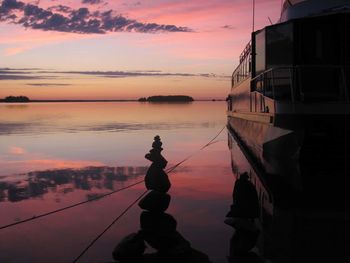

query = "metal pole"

[{"left": 252, "top": 0, "right": 255, "bottom": 32}]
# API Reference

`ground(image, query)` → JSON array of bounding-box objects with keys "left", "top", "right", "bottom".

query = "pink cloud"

[{"left": 0, "top": 24, "right": 106, "bottom": 55}]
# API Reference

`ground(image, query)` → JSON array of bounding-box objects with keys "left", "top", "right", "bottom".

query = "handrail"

[
  {"left": 239, "top": 41, "right": 252, "bottom": 63},
  {"left": 252, "top": 65, "right": 350, "bottom": 83},
  {"left": 251, "top": 65, "right": 350, "bottom": 104}
]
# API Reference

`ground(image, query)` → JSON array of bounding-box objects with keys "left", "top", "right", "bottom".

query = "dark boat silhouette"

[{"left": 226, "top": 1, "right": 350, "bottom": 262}]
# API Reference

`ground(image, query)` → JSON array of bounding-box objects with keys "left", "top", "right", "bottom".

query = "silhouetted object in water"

[
  {"left": 140, "top": 211, "right": 177, "bottom": 234},
  {"left": 114, "top": 211, "right": 211, "bottom": 263},
  {"left": 145, "top": 135, "right": 167, "bottom": 168},
  {"left": 141, "top": 248, "right": 211, "bottom": 263},
  {"left": 227, "top": 172, "right": 259, "bottom": 219},
  {"left": 145, "top": 165, "right": 171, "bottom": 193},
  {"left": 144, "top": 136, "right": 171, "bottom": 193},
  {"left": 138, "top": 190, "right": 171, "bottom": 212},
  {"left": 228, "top": 250, "right": 265, "bottom": 263},
  {"left": 140, "top": 211, "right": 182, "bottom": 250},
  {"left": 229, "top": 219, "right": 260, "bottom": 255},
  {"left": 112, "top": 232, "right": 146, "bottom": 262},
  {"left": 225, "top": 172, "right": 262, "bottom": 261},
  {"left": 112, "top": 136, "right": 211, "bottom": 263},
  {"left": 138, "top": 211, "right": 211, "bottom": 263}
]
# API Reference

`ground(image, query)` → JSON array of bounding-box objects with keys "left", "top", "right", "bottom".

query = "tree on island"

[
  {"left": 138, "top": 95, "right": 194, "bottom": 102},
  {"left": 138, "top": 97, "right": 147, "bottom": 102},
  {"left": 4, "top": 96, "right": 30, "bottom": 102}
]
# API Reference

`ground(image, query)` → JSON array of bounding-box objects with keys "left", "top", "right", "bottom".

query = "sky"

[{"left": 0, "top": 0, "right": 282, "bottom": 100}]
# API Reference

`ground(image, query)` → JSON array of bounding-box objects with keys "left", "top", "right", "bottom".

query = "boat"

[{"left": 226, "top": 0, "right": 350, "bottom": 261}]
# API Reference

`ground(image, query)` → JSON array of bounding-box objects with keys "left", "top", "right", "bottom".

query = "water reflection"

[
  {"left": 227, "top": 130, "right": 350, "bottom": 263},
  {"left": 225, "top": 172, "right": 263, "bottom": 263},
  {"left": 0, "top": 166, "right": 147, "bottom": 203},
  {"left": 0, "top": 102, "right": 231, "bottom": 262},
  {"left": 0, "top": 102, "right": 222, "bottom": 135}
]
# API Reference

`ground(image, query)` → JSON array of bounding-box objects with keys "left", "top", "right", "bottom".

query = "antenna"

[
  {"left": 252, "top": 0, "right": 255, "bottom": 32},
  {"left": 268, "top": 16, "right": 273, "bottom": 25}
]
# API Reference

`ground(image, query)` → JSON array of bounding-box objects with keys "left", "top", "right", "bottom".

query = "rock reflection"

[
  {"left": 113, "top": 136, "right": 211, "bottom": 263},
  {"left": 227, "top": 130, "right": 350, "bottom": 263},
  {"left": 0, "top": 166, "right": 147, "bottom": 203},
  {"left": 225, "top": 172, "right": 263, "bottom": 263}
]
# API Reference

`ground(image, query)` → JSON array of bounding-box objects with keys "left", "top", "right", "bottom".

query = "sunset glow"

[{"left": 0, "top": 0, "right": 281, "bottom": 100}]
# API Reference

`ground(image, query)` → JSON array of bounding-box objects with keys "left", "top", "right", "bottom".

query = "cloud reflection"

[
  {"left": 0, "top": 166, "right": 147, "bottom": 203},
  {"left": 9, "top": 146, "right": 26, "bottom": 155}
]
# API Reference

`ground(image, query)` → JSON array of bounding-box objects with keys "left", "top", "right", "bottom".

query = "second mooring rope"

[{"left": 0, "top": 125, "right": 227, "bottom": 232}]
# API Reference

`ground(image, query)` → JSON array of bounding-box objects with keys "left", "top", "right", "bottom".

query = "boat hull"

[
  {"left": 227, "top": 113, "right": 350, "bottom": 209},
  {"left": 227, "top": 122, "right": 350, "bottom": 263}
]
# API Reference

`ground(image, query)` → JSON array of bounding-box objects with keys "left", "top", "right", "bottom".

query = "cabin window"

[
  {"left": 344, "top": 15, "right": 350, "bottom": 64},
  {"left": 266, "top": 22, "right": 293, "bottom": 68},
  {"left": 297, "top": 16, "right": 341, "bottom": 65},
  {"left": 255, "top": 30, "right": 266, "bottom": 75}
]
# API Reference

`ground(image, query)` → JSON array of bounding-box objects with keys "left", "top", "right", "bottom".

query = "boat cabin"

[{"left": 230, "top": 12, "right": 350, "bottom": 114}]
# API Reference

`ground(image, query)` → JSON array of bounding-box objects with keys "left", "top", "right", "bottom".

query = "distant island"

[
  {"left": 138, "top": 95, "right": 194, "bottom": 102},
  {"left": 1, "top": 96, "right": 30, "bottom": 103},
  {"left": 0, "top": 95, "right": 227, "bottom": 103}
]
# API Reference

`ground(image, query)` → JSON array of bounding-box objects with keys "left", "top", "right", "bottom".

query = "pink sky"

[{"left": 0, "top": 0, "right": 282, "bottom": 100}]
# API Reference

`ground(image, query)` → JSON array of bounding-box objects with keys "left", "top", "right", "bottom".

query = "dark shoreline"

[{"left": 0, "top": 99, "right": 224, "bottom": 103}]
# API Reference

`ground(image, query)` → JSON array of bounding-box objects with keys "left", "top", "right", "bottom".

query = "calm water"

[{"left": 0, "top": 102, "right": 234, "bottom": 262}]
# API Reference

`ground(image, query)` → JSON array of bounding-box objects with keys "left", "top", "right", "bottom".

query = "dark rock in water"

[
  {"left": 145, "top": 151, "right": 168, "bottom": 169},
  {"left": 140, "top": 211, "right": 177, "bottom": 234},
  {"left": 138, "top": 190, "right": 171, "bottom": 212},
  {"left": 145, "top": 164, "right": 171, "bottom": 193},
  {"left": 228, "top": 251, "right": 265, "bottom": 263},
  {"left": 141, "top": 249, "right": 212, "bottom": 263},
  {"left": 230, "top": 227, "right": 260, "bottom": 255},
  {"left": 152, "top": 135, "right": 162, "bottom": 149},
  {"left": 225, "top": 218, "right": 258, "bottom": 232},
  {"left": 144, "top": 136, "right": 168, "bottom": 169},
  {"left": 231, "top": 173, "right": 260, "bottom": 218},
  {"left": 140, "top": 211, "right": 191, "bottom": 253},
  {"left": 158, "top": 230, "right": 191, "bottom": 255},
  {"left": 142, "top": 229, "right": 191, "bottom": 253},
  {"left": 188, "top": 249, "right": 212, "bottom": 263},
  {"left": 112, "top": 232, "right": 145, "bottom": 262}
]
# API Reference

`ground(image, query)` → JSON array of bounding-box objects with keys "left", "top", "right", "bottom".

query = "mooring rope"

[
  {"left": 0, "top": 125, "right": 227, "bottom": 232},
  {"left": 72, "top": 189, "right": 149, "bottom": 263},
  {"left": 72, "top": 126, "right": 227, "bottom": 262},
  {"left": 166, "top": 125, "right": 226, "bottom": 173},
  {"left": 0, "top": 180, "right": 145, "bottom": 231}
]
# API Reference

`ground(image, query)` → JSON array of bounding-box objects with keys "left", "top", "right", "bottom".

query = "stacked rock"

[
  {"left": 112, "top": 136, "right": 211, "bottom": 263},
  {"left": 139, "top": 136, "right": 192, "bottom": 260},
  {"left": 144, "top": 135, "right": 171, "bottom": 192}
]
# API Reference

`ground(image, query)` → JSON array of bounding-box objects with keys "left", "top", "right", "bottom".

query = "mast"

[{"left": 252, "top": 0, "right": 255, "bottom": 32}]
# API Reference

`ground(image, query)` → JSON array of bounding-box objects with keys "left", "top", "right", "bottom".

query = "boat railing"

[
  {"left": 251, "top": 65, "right": 350, "bottom": 107},
  {"left": 239, "top": 41, "right": 252, "bottom": 63}
]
